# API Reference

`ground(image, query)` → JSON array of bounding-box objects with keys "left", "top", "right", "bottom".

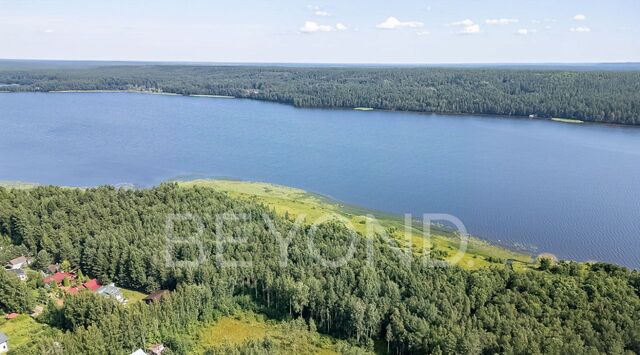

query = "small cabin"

[
  {"left": 143, "top": 290, "right": 169, "bottom": 303},
  {"left": 148, "top": 343, "right": 165, "bottom": 355},
  {"left": 45, "top": 264, "right": 60, "bottom": 275},
  {"left": 0, "top": 332, "right": 8, "bottom": 353},
  {"left": 5, "top": 256, "right": 28, "bottom": 270}
]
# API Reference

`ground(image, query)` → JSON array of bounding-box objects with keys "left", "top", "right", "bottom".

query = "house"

[
  {"left": 5, "top": 313, "right": 18, "bottom": 320},
  {"left": 31, "top": 305, "right": 44, "bottom": 317},
  {"left": 130, "top": 349, "right": 145, "bottom": 355},
  {"left": 43, "top": 272, "right": 76, "bottom": 286},
  {"left": 0, "top": 332, "right": 7, "bottom": 353},
  {"left": 5, "top": 256, "right": 28, "bottom": 270},
  {"left": 143, "top": 290, "right": 169, "bottom": 303},
  {"left": 45, "top": 264, "right": 60, "bottom": 275},
  {"left": 6, "top": 268, "right": 27, "bottom": 281},
  {"left": 148, "top": 344, "right": 165, "bottom": 355},
  {"left": 83, "top": 279, "right": 101, "bottom": 292},
  {"left": 60, "top": 279, "right": 101, "bottom": 296},
  {"left": 97, "top": 283, "right": 125, "bottom": 303}
]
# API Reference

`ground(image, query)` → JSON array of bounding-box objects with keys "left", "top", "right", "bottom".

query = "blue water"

[{"left": 1, "top": 92, "right": 640, "bottom": 267}]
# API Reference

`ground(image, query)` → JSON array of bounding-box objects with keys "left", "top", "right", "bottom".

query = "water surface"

[{"left": 1, "top": 92, "right": 639, "bottom": 267}]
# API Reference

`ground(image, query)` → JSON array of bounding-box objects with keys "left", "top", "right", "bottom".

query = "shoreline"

[
  {"left": 3, "top": 177, "right": 633, "bottom": 269},
  {"left": 48, "top": 90, "right": 235, "bottom": 99},
  {"left": 177, "top": 178, "right": 535, "bottom": 270},
  {"left": 2, "top": 89, "right": 636, "bottom": 128},
  {"left": 1, "top": 177, "right": 535, "bottom": 269}
]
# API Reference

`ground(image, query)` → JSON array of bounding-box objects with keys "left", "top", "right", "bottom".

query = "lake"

[{"left": 1, "top": 92, "right": 639, "bottom": 267}]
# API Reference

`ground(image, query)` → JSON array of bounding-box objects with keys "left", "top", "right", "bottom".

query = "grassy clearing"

[
  {"left": 178, "top": 179, "right": 532, "bottom": 270},
  {"left": 49, "top": 90, "right": 181, "bottom": 96},
  {"left": 121, "top": 288, "right": 148, "bottom": 305},
  {"left": 189, "top": 94, "right": 235, "bottom": 99},
  {"left": 0, "top": 315, "right": 58, "bottom": 353},
  {"left": 194, "top": 312, "right": 368, "bottom": 354},
  {"left": 552, "top": 117, "right": 584, "bottom": 124},
  {"left": 48, "top": 90, "right": 236, "bottom": 98}
]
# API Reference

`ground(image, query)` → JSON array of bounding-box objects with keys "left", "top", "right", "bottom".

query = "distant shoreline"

[{"left": 2, "top": 89, "right": 629, "bottom": 128}]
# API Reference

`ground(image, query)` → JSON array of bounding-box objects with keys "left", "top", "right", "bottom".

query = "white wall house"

[{"left": 0, "top": 332, "right": 8, "bottom": 353}]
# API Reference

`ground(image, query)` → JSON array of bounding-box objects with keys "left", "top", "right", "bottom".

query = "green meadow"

[
  {"left": 0, "top": 315, "right": 58, "bottom": 354},
  {"left": 194, "top": 311, "right": 369, "bottom": 354},
  {"left": 178, "top": 179, "right": 532, "bottom": 270}
]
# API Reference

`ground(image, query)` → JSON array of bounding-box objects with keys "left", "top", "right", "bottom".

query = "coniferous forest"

[
  {"left": 1, "top": 64, "right": 639, "bottom": 125},
  {"left": 1, "top": 185, "right": 639, "bottom": 354}
]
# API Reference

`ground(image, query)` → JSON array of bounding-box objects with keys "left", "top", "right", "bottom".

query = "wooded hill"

[
  {"left": 1, "top": 64, "right": 639, "bottom": 125},
  {"left": 0, "top": 184, "right": 639, "bottom": 354}
]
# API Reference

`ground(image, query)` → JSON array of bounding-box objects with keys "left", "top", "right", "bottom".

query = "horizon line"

[{"left": 1, "top": 58, "right": 639, "bottom": 66}]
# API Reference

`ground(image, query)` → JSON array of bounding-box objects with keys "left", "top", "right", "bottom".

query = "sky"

[{"left": 2, "top": 0, "right": 639, "bottom": 64}]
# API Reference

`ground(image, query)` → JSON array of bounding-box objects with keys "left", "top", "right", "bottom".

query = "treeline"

[
  {"left": 1, "top": 65, "right": 639, "bottom": 125},
  {"left": 0, "top": 185, "right": 639, "bottom": 354}
]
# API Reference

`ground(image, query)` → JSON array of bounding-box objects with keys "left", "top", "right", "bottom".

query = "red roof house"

[
  {"left": 43, "top": 272, "right": 76, "bottom": 285},
  {"left": 5, "top": 313, "right": 19, "bottom": 320},
  {"left": 83, "top": 279, "right": 101, "bottom": 292}
]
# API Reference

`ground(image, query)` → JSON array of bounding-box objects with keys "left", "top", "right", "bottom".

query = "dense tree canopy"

[
  {"left": 0, "top": 185, "right": 639, "bottom": 354},
  {"left": 1, "top": 65, "right": 639, "bottom": 125}
]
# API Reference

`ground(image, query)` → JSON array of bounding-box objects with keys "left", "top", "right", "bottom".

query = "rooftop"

[
  {"left": 43, "top": 272, "right": 76, "bottom": 284},
  {"left": 6, "top": 313, "right": 19, "bottom": 320},
  {"left": 83, "top": 279, "right": 101, "bottom": 292},
  {"left": 97, "top": 283, "right": 124, "bottom": 301},
  {"left": 7, "top": 255, "right": 27, "bottom": 266},
  {"left": 144, "top": 290, "right": 169, "bottom": 302}
]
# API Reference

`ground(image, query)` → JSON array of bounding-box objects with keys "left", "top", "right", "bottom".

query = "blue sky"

[{"left": 2, "top": 0, "right": 639, "bottom": 63}]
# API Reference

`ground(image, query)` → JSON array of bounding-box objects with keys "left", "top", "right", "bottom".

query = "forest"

[
  {"left": 1, "top": 64, "right": 639, "bottom": 125},
  {"left": 0, "top": 184, "right": 639, "bottom": 354}
]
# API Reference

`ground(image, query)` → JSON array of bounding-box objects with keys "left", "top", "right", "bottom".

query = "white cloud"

[
  {"left": 44, "top": 29, "right": 54, "bottom": 33},
  {"left": 416, "top": 30, "right": 430, "bottom": 36},
  {"left": 315, "top": 10, "right": 331, "bottom": 17},
  {"left": 451, "top": 19, "right": 474, "bottom": 27},
  {"left": 307, "top": 5, "right": 320, "bottom": 11},
  {"left": 573, "top": 14, "right": 587, "bottom": 21},
  {"left": 299, "top": 21, "right": 334, "bottom": 33},
  {"left": 299, "top": 21, "right": 349, "bottom": 33},
  {"left": 516, "top": 28, "right": 537, "bottom": 35},
  {"left": 460, "top": 24, "right": 480, "bottom": 34},
  {"left": 376, "top": 17, "right": 424, "bottom": 30},
  {"left": 485, "top": 18, "right": 519, "bottom": 25},
  {"left": 570, "top": 26, "right": 591, "bottom": 33},
  {"left": 336, "top": 23, "right": 348, "bottom": 31},
  {"left": 450, "top": 19, "right": 481, "bottom": 34}
]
